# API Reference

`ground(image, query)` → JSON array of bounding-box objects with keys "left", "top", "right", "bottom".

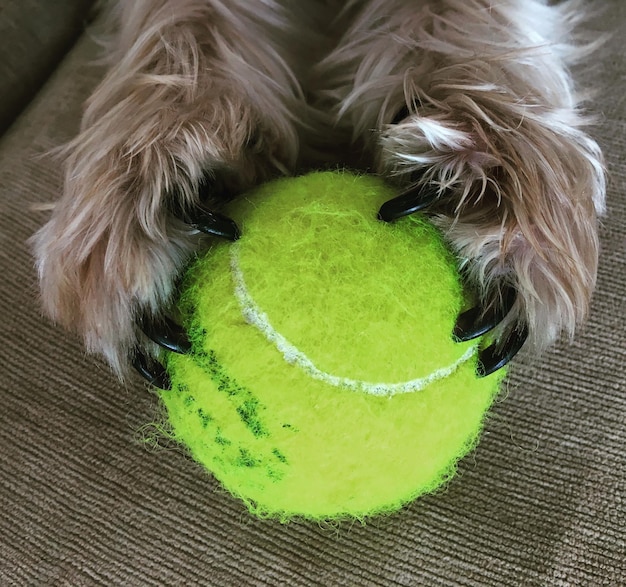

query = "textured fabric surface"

[
  {"left": 0, "top": 0, "right": 94, "bottom": 133},
  {"left": 0, "top": 4, "right": 624, "bottom": 586}
]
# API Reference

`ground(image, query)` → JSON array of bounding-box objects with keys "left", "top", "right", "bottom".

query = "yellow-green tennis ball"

[{"left": 161, "top": 171, "right": 504, "bottom": 522}]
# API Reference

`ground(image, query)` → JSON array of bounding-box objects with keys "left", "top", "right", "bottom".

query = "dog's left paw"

[
  {"left": 377, "top": 105, "right": 605, "bottom": 375},
  {"left": 315, "top": 0, "right": 607, "bottom": 374}
]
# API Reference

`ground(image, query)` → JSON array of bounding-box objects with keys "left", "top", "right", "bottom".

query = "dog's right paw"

[
  {"left": 30, "top": 0, "right": 308, "bottom": 383},
  {"left": 32, "top": 162, "right": 244, "bottom": 384}
]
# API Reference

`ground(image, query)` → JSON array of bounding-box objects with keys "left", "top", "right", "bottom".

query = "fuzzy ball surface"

[{"left": 161, "top": 171, "right": 504, "bottom": 521}]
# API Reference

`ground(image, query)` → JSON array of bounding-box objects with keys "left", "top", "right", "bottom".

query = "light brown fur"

[{"left": 32, "top": 0, "right": 606, "bottom": 378}]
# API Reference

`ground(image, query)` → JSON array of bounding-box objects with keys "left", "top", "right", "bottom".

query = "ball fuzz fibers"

[{"left": 161, "top": 171, "right": 504, "bottom": 521}]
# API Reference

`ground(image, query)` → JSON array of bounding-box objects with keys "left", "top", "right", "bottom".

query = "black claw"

[
  {"left": 132, "top": 348, "right": 171, "bottom": 390},
  {"left": 477, "top": 325, "right": 528, "bottom": 377},
  {"left": 453, "top": 286, "right": 517, "bottom": 342},
  {"left": 142, "top": 315, "right": 191, "bottom": 354},
  {"left": 170, "top": 178, "right": 241, "bottom": 241},
  {"left": 190, "top": 209, "right": 241, "bottom": 241},
  {"left": 378, "top": 183, "right": 441, "bottom": 222}
]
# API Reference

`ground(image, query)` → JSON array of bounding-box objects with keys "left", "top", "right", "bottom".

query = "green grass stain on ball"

[{"left": 160, "top": 171, "right": 505, "bottom": 522}]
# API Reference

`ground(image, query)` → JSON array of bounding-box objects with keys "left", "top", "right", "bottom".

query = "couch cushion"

[{"left": 0, "top": 0, "right": 95, "bottom": 133}]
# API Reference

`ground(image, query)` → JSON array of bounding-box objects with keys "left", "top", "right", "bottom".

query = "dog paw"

[
  {"left": 31, "top": 0, "right": 306, "bottom": 383},
  {"left": 32, "top": 159, "right": 246, "bottom": 383},
  {"left": 377, "top": 104, "right": 604, "bottom": 375}
]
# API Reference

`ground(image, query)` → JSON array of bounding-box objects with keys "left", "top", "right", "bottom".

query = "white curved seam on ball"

[{"left": 230, "top": 246, "right": 478, "bottom": 397}]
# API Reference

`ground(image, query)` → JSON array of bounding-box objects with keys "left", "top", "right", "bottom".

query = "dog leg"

[
  {"left": 32, "top": 0, "right": 305, "bottom": 379},
  {"left": 318, "top": 0, "right": 606, "bottom": 374}
]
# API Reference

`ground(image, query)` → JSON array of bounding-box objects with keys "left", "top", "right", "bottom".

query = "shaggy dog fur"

[{"left": 32, "top": 0, "right": 606, "bottom": 379}]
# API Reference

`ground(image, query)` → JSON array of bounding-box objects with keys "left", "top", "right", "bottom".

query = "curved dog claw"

[
  {"left": 142, "top": 315, "right": 191, "bottom": 354},
  {"left": 378, "top": 183, "right": 441, "bottom": 222},
  {"left": 133, "top": 316, "right": 190, "bottom": 388},
  {"left": 189, "top": 208, "right": 241, "bottom": 241},
  {"left": 170, "top": 177, "right": 241, "bottom": 241},
  {"left": 477, "top": 324, "right": 529, "bottom": 377},
  {"left": 453, "top": 286, "right": 518, "bottom": 342},
  {"left": 131, "top": 347, "right": 171, "bottom": 390}
]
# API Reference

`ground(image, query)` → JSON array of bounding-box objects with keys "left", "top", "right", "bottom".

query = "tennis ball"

[{"left": 160, "top": 171, "right": 504, "bottom": 522}]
